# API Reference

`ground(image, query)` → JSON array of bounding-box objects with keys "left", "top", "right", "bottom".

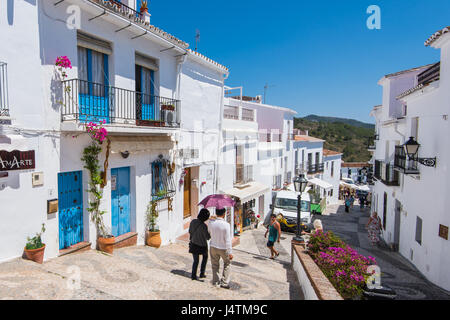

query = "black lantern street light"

[
  {"left": 293, "top": 174, "right": 308, "bottom": 242},
  {"left": 403, "top": 137, "right": 436, "bottom": 167}
]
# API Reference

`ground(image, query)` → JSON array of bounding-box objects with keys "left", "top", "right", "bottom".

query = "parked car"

[{"left": 264, "top": 190, "right": 312, "bottom": 233}]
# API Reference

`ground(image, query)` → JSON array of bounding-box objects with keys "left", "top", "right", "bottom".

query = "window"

[
  {"left": 77, "top": 46, "right": 109, "bottom": 123},
  {"left": 315, "top": 152, "right": 320, "bottom": 165},
  {"left": 331, "top": 161, "right": 334, "bottom": 177},
  {"left": 415, "top": 216, "right": 423, "bottom": 245},
  {"left": 77, "top": 46, "right": 108, "bottom": 95},
  {"left": 135, "top": 64, "right": 155, "bottom": 120},
  {"left": 258, "top": 195, "right": 264, "bottom": 215},
  {"left": 151, "top": 158, "right": 175, "bottom": 200}
]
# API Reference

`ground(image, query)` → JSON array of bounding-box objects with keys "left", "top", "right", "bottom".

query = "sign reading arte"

[{"left": 0, "top": 150, "right": 35, "bottom": 171}]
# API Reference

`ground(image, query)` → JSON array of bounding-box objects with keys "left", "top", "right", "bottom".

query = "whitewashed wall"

[{"left": 372, "top": 33, "right": 450, "bottom": 291}]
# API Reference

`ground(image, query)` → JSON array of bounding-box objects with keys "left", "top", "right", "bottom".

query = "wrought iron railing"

[
  {"left": 224, "top": 105, "right": 239, "bottom": 120},
  {"left": 308, "top": 162, "right": 324, "bottom": 174},
  {"left": 394, "top": 146, "right": 419, "bottom": 174},
  {"left": 61, "top": 79, "right": 180, "bottom": 127},
  {"left": 381, "top": 162, "right": 399, "bottom": 186},
  {"left": 94, "top": 0, "right": 145, "bottom": 19},
  {"left": 0, "top": 62, "right": 9, "bottom": 118},
  {"left": 236, "top": 164, "right": 253, "bottom": 184},
  {"left": 241, "top": 108, "right": 255, "bottom": 121}
]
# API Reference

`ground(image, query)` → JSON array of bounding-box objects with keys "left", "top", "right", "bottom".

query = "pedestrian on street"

[
  {"left": 264, "top": 213, "right": 281, "bottom": 259},
  {"left": 208, "top": 208, "right": 233, "bottom": 289},
  {"left": 360, "top": 195, "right": 365, "bottom": 211},
  {"left": 350, "top": 194, "right": 355, "bottom": 209},
  {"left": 344, "top": 196, "right": 351, "bottom": 213},
  {"left": 189, "top": 208, "right": 211, "bottom": 281},
  {"left": 366, "top": 212, "right": 382, "bottom": 246}
]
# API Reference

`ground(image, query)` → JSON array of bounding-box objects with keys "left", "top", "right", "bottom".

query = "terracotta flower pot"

[
  {"left": 24, "top": 244, "right": 46, "bottom": 264},
  {"left": 146, "top": 231, "right": 161, "bottom": 248},
  {"left": 161, "top": 105, "right": 175, "bottom": 111},
  {"left": 98, "top": 236, "right": 115, "bottom": 254}
]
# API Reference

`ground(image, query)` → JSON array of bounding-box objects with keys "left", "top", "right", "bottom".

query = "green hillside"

[
  {"left": 294, "top": 116, "right": 374, "bottom": 162},
  {"left": 302, "top": 115, "right": 375, "bottom": 129}
]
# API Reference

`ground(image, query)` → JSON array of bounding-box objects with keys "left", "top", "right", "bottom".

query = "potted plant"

[
  {"left": 155, "top": 189, "right": 167, "bottom": 199},
  {"left": 24, "top": 224, "right": 46, "bottom": 264},
  {"left": 140, "top": 0, "right": 149, "bottom": 14},
  {"left": 161, "top": 104, "right": 175, "bottom": 111},
  {"left": 145, "top": 200, "right": 161, "bottom": 248}
]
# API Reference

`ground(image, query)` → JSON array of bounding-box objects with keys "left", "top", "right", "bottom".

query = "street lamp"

[
  {"left": 293, "top": 174, "right": 308, "bottom": 242},
  {"left": 403, "top": 136, "right": 436, "bottom": 167}
]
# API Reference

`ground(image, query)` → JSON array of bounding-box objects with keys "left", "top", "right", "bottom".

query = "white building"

[
  {"left": 0, "top": 0, "right": 227, "bottom": 262},
  {"left": 322, "top": 149, "right": 342, "bottom": 205},
  {"left": 217, "top": 93, "right": 296, "bottom": 234},
  {"left": 371, "top": 26, "right": 450, "bottom": 291}
]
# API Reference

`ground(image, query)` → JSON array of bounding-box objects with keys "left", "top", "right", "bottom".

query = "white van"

[{"left": 265, "top": 190, "right": 312, "bottom": 232}]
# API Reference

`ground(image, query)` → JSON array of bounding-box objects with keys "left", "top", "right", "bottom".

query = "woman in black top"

[{"left": 189, "top": 208, "right": 211, "bottom": 280}]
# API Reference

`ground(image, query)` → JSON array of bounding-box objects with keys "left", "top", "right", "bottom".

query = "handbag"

[{"left": 188, "top": 221, "right": 202, "bottom": 253}]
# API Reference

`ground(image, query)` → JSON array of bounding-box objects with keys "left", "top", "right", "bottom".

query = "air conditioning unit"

[
  {"left": 191, "top": 149, "right": 199, "bottom": 159},
  {"left": 162, "top": 107, "right": 177, "bottom": 126},
  {"left": 179, "top": 149, "right": 191, "bottom": 159}
]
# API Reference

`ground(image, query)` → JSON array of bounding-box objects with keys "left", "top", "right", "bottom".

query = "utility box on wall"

[
  {"left": 32, "top": 172, "right": 44, "bottom": 187},
  {"left": 47, "top": 199, "right": 58, "bottom": 214}
]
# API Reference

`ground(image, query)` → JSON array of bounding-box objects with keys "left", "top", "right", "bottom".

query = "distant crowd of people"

[{"left": 340, "top": 187, "right": 371, "bottom": 213}]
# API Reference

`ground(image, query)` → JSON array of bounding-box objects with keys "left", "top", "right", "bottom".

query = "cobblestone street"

[
  {"left": 0, "top": 228, "right": 302, "bottom": 300},
  {"left": 321, "top": 202, "right": 450, "bottom": 300}
]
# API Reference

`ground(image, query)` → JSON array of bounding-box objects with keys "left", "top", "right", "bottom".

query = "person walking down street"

[
  {"left": 360, "top": 195, "right": 365, "bottom": 211},
  {"left": 264, "top": 214, "right": 281, "bottom": 259},
  {"left": 350, "top": 194, "right": 355, "bottom": 209},
  {"left": 344, "top": 196, "right": 351, "bottom": 213},
  {"left": 366, "top": 212, "right": 382, "bottom": 246},
  {"left": 208, "top": 208, "right": 233, "bottom": 289},
  {"left": 189, "top": 208, "right": 211, "bottom": 281}
]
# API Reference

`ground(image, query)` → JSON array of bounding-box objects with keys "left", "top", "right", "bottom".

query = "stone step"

[
  {"left": 59, "top": 241, "right": 91, "bottom": 257},
  {"left": 113, "top": 232, "right": 138, "bottom": 250}
]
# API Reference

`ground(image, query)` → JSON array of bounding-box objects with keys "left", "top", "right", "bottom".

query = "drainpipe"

[{"left": 215, "top": 72, "right": 229, "bottom": 194}]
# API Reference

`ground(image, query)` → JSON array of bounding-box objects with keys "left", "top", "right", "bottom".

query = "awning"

[
  {"left": 109, "top": 136, "right": 175, "bottom": 154},
  {"left": 308, "top": 178, "right": 333, "bottom": 190},
  {"left": 223, "top": 181, "right": 270, "bottom": 203}
]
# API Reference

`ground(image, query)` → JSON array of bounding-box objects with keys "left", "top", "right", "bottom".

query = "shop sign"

[{"left": 0, "top": 150, "right": 35, "bottom": 171}]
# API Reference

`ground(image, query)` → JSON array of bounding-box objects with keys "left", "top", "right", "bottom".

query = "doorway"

[
  {"left": 58, "top": 171, "right": 83, "bottom": 249},
  {"left": 111, "top": 167, "right": 131, "bottom": 237},
  {"left": 183, "top": 167, "right": 192, "bottom": 219},
  {"left": 393, "top": 200, "right": 401, "bottom": 251}
]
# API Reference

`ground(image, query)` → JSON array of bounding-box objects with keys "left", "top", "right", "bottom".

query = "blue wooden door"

[
  {"left": 58, "top": 171, "right": 83, "bottom": 249},
  {"left": 111, "top": 167, "right": 131, "bottom": 237}
]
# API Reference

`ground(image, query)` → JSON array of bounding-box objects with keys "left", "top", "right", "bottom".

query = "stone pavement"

[
  {"left": 319, "top": 202, "right": 450, "bottom": 300},
  {"left": 0, "top": 228, "right": 303, "bottom": 300}
]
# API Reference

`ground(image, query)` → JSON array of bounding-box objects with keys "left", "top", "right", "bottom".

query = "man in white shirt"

[{"left": 208, "top": 208, "right": 233, "bottom": 288}]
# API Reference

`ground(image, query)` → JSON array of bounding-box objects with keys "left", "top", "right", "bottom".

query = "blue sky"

[{"left": 149, "top": 0, "right": 449, "bottom": 123}]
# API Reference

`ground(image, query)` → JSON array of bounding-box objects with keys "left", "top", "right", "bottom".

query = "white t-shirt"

[{"left": 208, "top": 217, "right": 232, "bottom": 254}]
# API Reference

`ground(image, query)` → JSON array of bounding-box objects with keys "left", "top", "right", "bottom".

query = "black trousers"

[{"left": 192, "top": 252, "right": 208, "bottom": 278}]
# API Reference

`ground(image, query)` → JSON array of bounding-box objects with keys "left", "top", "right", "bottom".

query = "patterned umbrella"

[{"left": 198, "top": 194, "right": 236, "bottom": 209}]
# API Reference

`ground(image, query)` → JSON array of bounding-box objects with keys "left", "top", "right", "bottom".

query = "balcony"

[
  {"left": 394, "top": 146, "right": 419, "bottom": 174},
  {"left": 235, "top": 164, "right": 253, "bottom": 185},
  {"left": 374, "top": 160, "right": 399, "bottom": 186},
  {"left": 417, "top": 62, "right": 440, "bottom": 86},
  {"left": 0, "top": 62, "right": 10, "bottom": 120},
  {"left": 258, "top": 131, "right": 283, "bottom": 142},
  {"left": 61, "top": 79, "right": 180, "bottom": 128},
  {"left": 223, "top": 105, "right": 255, "bottom": 122},
  {"left": 307, "top": 163, "right": 324, "bottom": 174}
]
